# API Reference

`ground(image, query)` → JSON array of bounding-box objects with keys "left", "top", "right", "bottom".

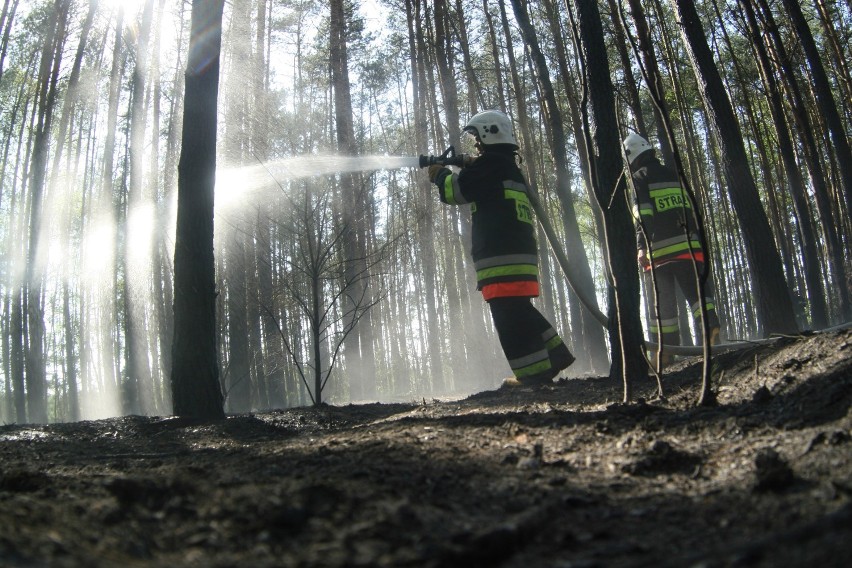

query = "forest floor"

[{"left": 1, "top": 328, "right": 851, "bottom": 567}]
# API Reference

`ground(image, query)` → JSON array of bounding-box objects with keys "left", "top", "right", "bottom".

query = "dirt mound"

[{"left": 1, "top": 329, "right": 850, "bottom": 567}]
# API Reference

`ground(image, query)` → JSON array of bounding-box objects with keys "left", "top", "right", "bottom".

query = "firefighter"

[
  {"left": 427, "top": 110, "right": 574, "bottom": 386},
  {"left": 622, "top": 132, "right": 721, "bottom": 367}
]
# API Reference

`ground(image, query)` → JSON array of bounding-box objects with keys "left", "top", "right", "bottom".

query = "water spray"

[{"left": 217, "top": 146, "right": 473, "bottom": 211}]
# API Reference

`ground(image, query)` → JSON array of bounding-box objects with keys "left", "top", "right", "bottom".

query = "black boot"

[{"left": 549, "top": 342, "right": 575, "bottom": 375}]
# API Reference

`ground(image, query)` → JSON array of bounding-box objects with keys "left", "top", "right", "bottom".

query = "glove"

[
  {"left": 428, "top": 164, "right": 443, "bottom": 183},
  {"left": 638, "top": 250, "right": 650, "bottom": 268}
]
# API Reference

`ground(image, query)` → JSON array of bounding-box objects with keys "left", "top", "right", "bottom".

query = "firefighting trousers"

[
  {"left": 642, "top": 261, "right": 720, "bottom": 347},
  {"left": 487, "top": 296, "right": 573, "bottom": 379}
]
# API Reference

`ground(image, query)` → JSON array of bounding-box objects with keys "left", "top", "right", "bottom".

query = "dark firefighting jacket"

[
  {"left": 432, "top": 148, "right": 539, "bottom": 298},
  {"left": 631, "top": 155, "right": 704, "bottom": 269}
]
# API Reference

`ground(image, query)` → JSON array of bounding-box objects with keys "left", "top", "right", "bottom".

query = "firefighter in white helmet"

[
  {"left": 623, "top": 132, "right": 721, "bottom": 367},
  {"left": 427, "top": 110, "right": 574, "bottom": 386}
]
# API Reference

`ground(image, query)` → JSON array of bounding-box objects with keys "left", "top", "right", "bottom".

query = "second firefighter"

[{"left": 623, "top": 132, "right": 721, "bottom": 368}]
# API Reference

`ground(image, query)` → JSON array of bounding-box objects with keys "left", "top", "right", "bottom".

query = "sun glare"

[
  {"left": 126, "top": 203, "right": 155, "bottom": 272},
  {"left": 80, "top": 217, "right": 116, "bottom": 287},
  {"left": 101, "top": 0, "right": 147, "bottom": 16},
  {"left": 215, "top": 165, "right": 268, "bottom": 213},
  {"left": 101, "top": 0, "right": 183, "bottom": 52}
]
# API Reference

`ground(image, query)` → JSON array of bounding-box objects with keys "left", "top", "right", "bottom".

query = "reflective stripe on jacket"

[
  {"left": 632, "top": 157, "right": 704, "bottom": 268},
  {"left": 433, "top": 149, "right": 539, "bottom": 293}
]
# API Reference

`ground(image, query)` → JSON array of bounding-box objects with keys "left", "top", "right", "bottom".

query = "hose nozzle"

[{"left": 418, "top": 145, "right": 468, "bottom": 168}]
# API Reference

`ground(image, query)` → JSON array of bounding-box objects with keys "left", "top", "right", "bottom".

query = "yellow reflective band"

[
  {"left": 443, "top": 174, "right": 469, "bottom": 205},
  {"left": 650, "top": 240, "right": 703, "bottom": 259},
  {"left": 692, "top": 302, "right": 716, "bottom": 318},
  {"left": 476, "top": 264, "right": 538, "bottom": 280},
  {"left": 545, "top": 334, "right": 563, "bottom": 350},
  {"left": 442, "top": 175, "right": 456, "bottom": 204},
  {"left": 475, "top": 254, "right": 538, "bottom": 270},
  {"left": 514, "top": 359, "right": 552, "bottom": 378},
  {"left": 649, "top": 323, "right": 680, "bottom": 334}
]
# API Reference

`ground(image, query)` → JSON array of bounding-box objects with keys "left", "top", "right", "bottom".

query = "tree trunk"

[
  {"left": 453, "top": 0, "right": 480, "bottom": 115},
  {"left": 623, "top": 0, "right": 675, "bottom": 165},
  {"left": 1, "top": 294, "right": 10, "bottom": 422},
  {"left": 144, "top": 0, "right": 168, "bottom": 413},
  {"left": 225, "top": 238, "right": 252, "bottom": 411},
  {"left": 606, "top": 0, "right": 647, "bottom": 138},
  {"left": 405, "top": 0, "right": 444, "bottom": 389},
  {"left": 540, "top": 0, "right": 592, "bottom": 190},
  {"left": 574, "top": 0, "right": 647, "bottom": 392},
  {"left": 97, "top": 7, "right": 126, "bottom": 401},
  {"left": 330, "top": 0, "right": 377, "bottom": 400},
  {"left": 432, "top": 0, "right": 462, "bottom": 149},
  {"left": 814, "top": 0, "right": 852, "bottom": 107},
  {"left": 432, "top": 0, "right": 477, "bottom": 391},
  {"left": 509, "top": 0, "right": 610, "bottom": 374},
  {"left": 0, "top": 0, "right": 20, "bottom": 82},
  {"left": 49, "top": 0, "right": 96, "bottom": 175},
  {"left": 124, "top": 0, "right": 156, "bottom": 415},
  {"left": 672, "top": 0, "right": 797, "bottom": 336},
  {"left": 252, "top": 0, "right": 272, "bottom": 410},
  {"left": 712, "top": 0, "right": 798, "bottom": 322},
  {"left": 63, "top": 284, "right": 79, "bottom": 421},
  {"left": 306, "top": 190, "right": 324, "bottom": 406},
  {"left": 780, "top": 0, "right": 852, "bottom": 224},
  {"left": 482, "top": 0, "right": 508, "bottom": 114},
  {"left": 222, "top": 0, "right": 253, "bottom": 412},
  {"left": 26, "top": 0, "right": 70, "bottom": 423},
  {"left": 171, "top": 0, "right": 226, "bottom": 421},
  {"left": 156, "top": 0, "right": 186, "bottom": 413},
  {"left": 739, "top": 0, "right": 828, "bottom": 329},
  {"left": 3, "top": 55, "right": 34, "bottom": 422},
  {"left": 650, "top": 0, "right": 704, "bottom": 187},
  {"left": 10, "top": 290, "right": 26, "bottom": 421},
  {"left": 752, "top": 0, "right": 848, "bottom": 323}
]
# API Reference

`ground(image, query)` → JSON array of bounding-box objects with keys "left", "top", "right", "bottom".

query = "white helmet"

[
  {"left": 463, "top": 110, "right": 518, "bottom": 148},
  {"left": 623, "top": 132, "right": 653, "bottom": 165}
]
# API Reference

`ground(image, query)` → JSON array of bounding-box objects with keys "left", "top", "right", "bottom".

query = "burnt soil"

[{"left": 1, "top": 328, "right": 851, "bottom": 567}]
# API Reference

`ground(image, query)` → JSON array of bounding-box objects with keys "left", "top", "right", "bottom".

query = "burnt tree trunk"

[
  {"left": 510, "top": 0, "right": 610, "bottom": 374},
  {"left": 171, "top": 0, "right": 226, "bottom": 421},
  {"left": 574, "top": 0, "right": 647, "bottom": 394}
]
